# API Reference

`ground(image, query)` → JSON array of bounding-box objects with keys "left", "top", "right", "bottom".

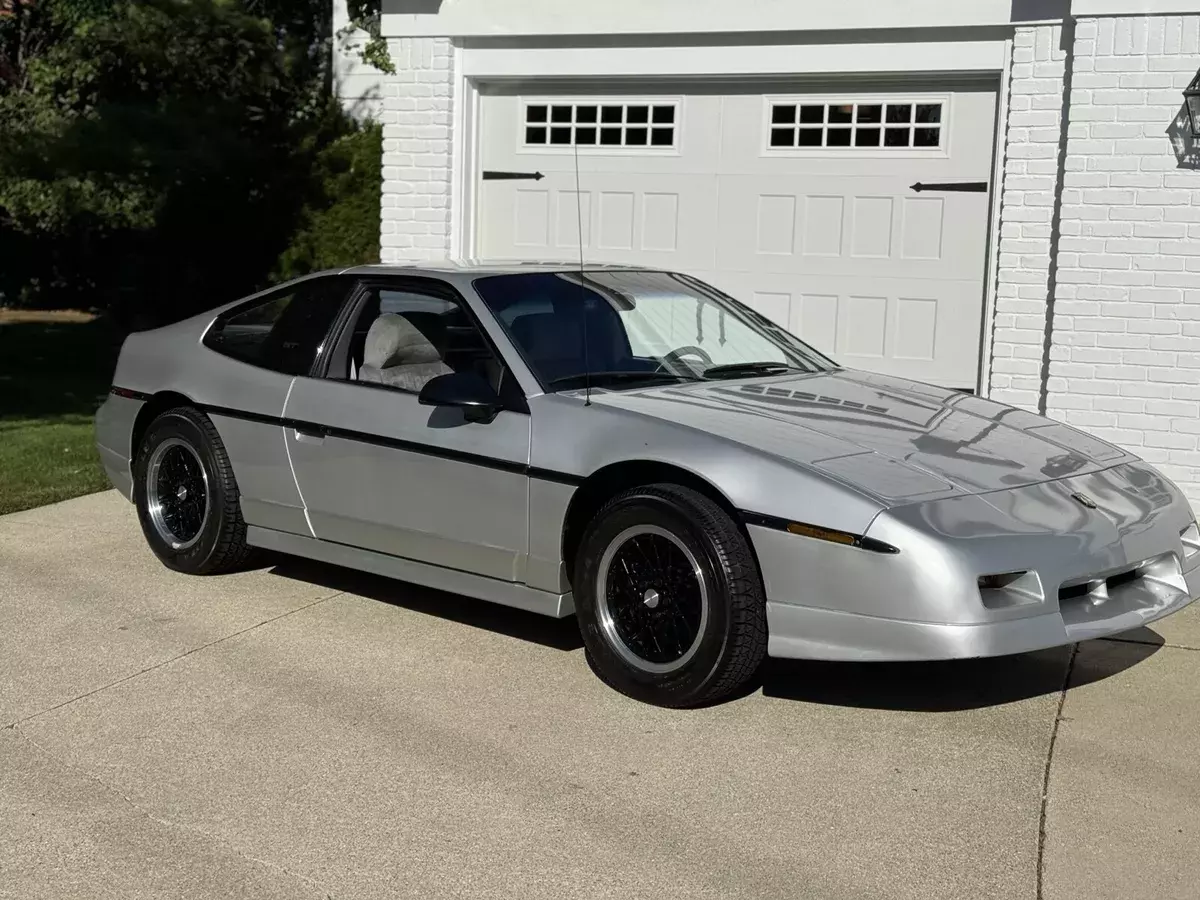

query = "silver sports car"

[{"left": 96, "top": 263, "right": 1200, "bottom": 706}]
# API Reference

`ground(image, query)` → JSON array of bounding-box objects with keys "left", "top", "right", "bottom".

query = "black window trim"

[
  {"left": 201, "top": 273, "right": 356, "bottom": 378},
  {"left": 315, "top": 274, "right": 531, "bottom": 415}
]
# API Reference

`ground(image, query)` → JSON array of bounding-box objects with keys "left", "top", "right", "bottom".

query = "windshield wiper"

[
  {"left": 702, "top": 361, "right": 807, "bottom": 380},
  {"left": 547, "top": 371, "right": 698, "bottom": 390}
]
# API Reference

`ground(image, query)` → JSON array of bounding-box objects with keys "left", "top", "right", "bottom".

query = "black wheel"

[
  {"left": 132, "top": 407, "right": 256, "bottom": 575},
  {"left": 574, "top": 484, "right": 767, "bottom": 707}
]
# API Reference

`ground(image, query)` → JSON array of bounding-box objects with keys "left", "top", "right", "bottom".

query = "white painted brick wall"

[
  {"left": 989, "top": 25, "right": 1067, "bottom": 411},
  {"left": 379, "top": 38, "right": 455, "bottom": 263},
  {"left": 1047, "top": 15, "right": 1200, "bottom": 502}
]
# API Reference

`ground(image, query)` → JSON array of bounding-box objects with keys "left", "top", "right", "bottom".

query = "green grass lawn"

[{"left": 0, "top": 313, "right": 122, "bottom": 516}]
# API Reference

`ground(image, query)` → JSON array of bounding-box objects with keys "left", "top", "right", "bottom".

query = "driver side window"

[{"left": 336, "top": 283, "right": 506, "bottom": 397}]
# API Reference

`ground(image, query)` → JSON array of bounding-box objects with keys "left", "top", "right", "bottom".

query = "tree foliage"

[
  {"left": 0, "top": 0, "right": 381, "bottom": 325},
  {"left": 343, "top": 0, "right": 394, "bottom": 74},
  {"left": 273, "top": 122, "right": 382, "bottom": 282}
]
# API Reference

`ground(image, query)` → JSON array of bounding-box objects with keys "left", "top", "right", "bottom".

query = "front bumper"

[{"left": 757, "top": 462, "right": 1200, "bottom": 662}]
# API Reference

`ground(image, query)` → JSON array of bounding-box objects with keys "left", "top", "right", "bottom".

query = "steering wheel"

[{"left": 657, "top": 345, "right": 713, "bottom": 373}]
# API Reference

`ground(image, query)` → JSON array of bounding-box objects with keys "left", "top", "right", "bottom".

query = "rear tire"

[
  {"left": 574, "top": 484, "right": 767, "bottom": 707},
  {"left": 133, "top": 407, "right": 256, "bottom": 575}
]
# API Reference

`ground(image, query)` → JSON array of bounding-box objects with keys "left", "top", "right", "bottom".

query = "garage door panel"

[
  {"left": 716, "top": 176, "right": 986, "bottom": 277},
  {"left": 713, "top": 272, "right": 980, "bottom": 388},
  {"left": 482, "top": 173, "right": 718, "bottom": 265}
]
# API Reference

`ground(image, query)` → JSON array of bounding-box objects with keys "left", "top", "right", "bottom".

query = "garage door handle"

[
  {"left": 910, "top": 181, "right": 988, "bottom": 193},
  {"left": 482, "top": 170, "right": 545, "bottom": 181}
]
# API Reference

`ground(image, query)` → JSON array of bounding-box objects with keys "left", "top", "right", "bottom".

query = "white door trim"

[
  {"left": 977, "top": 37, "right": 1013, "bottom": 398},
  {"left": 459, "top": 37, "right": 1009, "bottom": 81},
  {"left": 449, "top": 43, "right": 479, "bottom": 260}
]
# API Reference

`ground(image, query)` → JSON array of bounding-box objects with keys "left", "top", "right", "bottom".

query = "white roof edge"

[{"left": 381, "top": 0, "right": 1072, "bottom": 40}]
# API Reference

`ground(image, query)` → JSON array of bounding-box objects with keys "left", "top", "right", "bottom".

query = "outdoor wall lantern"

[{"left": 1185, "top": 68, "right": 1200, "bottom": 138}]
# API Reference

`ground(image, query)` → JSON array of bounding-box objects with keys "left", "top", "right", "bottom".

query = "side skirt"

[{"left": 246, "top": 526, "right": 576, "bottom": 619}]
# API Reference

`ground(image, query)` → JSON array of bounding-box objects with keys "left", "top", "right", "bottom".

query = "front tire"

[
  {"left": 574, "top": 484, "right": 767, "bottom": 707},
  {"left": 133, "top": 407, "right": 255, "bottom": 575}
]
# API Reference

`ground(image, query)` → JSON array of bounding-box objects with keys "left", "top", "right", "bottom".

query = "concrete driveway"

[{"left": 2, "top": 491, "right": 1197, "bottom": 900}]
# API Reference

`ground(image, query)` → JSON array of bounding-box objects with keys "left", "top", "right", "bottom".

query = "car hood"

[{"left": 588, "top": 369, "right": 1132, "bottom": 504}]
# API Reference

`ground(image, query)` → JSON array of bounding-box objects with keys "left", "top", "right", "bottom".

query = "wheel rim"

[
  {"left": 595, "top": 524, "right": 709, "bottom": 675},
  {"left": 146, "top": 438, "right": 210, "bottom": 551}
]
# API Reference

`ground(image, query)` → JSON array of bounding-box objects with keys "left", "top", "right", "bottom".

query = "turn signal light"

[
  {"left": 784, "top": 521, "right": 899, "bottom": 554},
  {"left": 787, "top": 522, "right": 855, "bottom": 545}
]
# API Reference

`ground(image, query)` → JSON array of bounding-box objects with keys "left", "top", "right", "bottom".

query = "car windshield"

[{"left": 472, "top": 270, "right": 837, "bottom": 391}]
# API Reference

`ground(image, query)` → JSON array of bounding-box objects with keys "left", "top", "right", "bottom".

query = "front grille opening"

[
  {"left": 978, "top": 570, "right": 1043, "bottom": 610},
  {"left": 1181, "top": 522, "right": 1200, "bottom": 558},
  {"left": 1059, "top": 567, "right": 1144, "bottom": 604}
]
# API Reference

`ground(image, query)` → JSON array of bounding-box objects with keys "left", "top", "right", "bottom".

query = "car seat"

[{"left": 358, "top": 313, "right": 452, "bottom": 392}]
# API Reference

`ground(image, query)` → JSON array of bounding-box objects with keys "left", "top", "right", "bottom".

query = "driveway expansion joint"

[
  {"left": 1036, "top": 641, "right": 1078, "bottom": 900},
  {"left": 1099, "top": 635, "right": 1199, "bottom": 652},
  {"left": 10, "top": 589, "right": 346, "bottom": 728},
  {"left": 8, "top": 726, "right": 331, "bottom": 898}
]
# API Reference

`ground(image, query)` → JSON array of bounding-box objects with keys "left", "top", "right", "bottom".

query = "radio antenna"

[{"left": 572, "top": 136, "right": 592, "bottom": 406}]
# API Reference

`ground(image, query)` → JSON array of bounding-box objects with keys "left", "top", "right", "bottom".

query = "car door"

[
  {"left": 282, "top": 276, "right": 532, "bottom": 582},
  {"left": 199, "top": 274, "right": 353, "bottom": 535}
]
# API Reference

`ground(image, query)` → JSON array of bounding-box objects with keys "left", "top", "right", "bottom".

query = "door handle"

[{"left": 292, "top": 424, "right": 326, "bottom": 444}]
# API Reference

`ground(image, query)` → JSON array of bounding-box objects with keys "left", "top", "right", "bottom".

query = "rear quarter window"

[{"left": 203, "top": 277, "right": 350, "bottom": 376}]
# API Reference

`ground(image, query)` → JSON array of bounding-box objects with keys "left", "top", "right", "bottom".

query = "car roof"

[{"left": 338, "top": 260, "right": 671, "bottom": 278}]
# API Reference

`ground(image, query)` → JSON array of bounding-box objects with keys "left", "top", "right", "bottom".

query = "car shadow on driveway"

[
  {"left": 265, "top": 556, "right": 585, "bottom": 652},
  {"left": 758, "top": 635, "right": 1162, "bottom": 712},
  {"left": 264, "top": 556, "right": 1163, "bottom": 711}
]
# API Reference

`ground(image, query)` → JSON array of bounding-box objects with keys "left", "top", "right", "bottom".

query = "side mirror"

[{"left": 418, "top": 371, "right": 502, "bottom": 423}]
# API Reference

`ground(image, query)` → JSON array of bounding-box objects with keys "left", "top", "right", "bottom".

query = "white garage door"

[{"left": 476, "top": 80, "right": 997, "bottom": 390}]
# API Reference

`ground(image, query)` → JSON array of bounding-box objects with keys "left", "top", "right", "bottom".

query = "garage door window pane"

[
  {"left": 550, "top": 127, "right": 571, "bottom": 145},
  {"left": 600, "top": 127, "right": 622, "bottom": 145},
  {"left": 828, "top": 105, "right": 853, "bottom": 124},
  {"left": 916, "top": 103, "right": 942, "bottom": 123},
  {"left": 575, "top": 127, "right": 597, "bottom": 145},
  {"left": 827, "top": 128, "right": 851, "bottom": 146},
  {"left": 799, "top": 105, "right": 824, "bottom": 124},
  {"left": 855, "top": 127, "right": 881, "bottom": 147},
  {"left": 651, "top": 127, "right": 674, "bottom": 146},
  {"left": 526, "top": 105, "right": 548, "bottom": 124},
  {"left": 772, "top": 104, "right": 797, "bottom": 125},
  {"left": 575, "top": 105, "right": 598, "bottom": 123},
  {"left": 626, "top": 105, "right": 649, "bottom": 124},
  {"left": 856, "top": 104, "right": 882, "bottom": 124},
  {"left": 551, "top": 105, "right": 572, "bottom": 123},
  {"left": 797, "top": 128, "right": 822, "bottom": 147},
  {"left": 653, "top": 105, "right": 675, "bottom": 124},
  {"left": 770, "top": 127, "right": 795, "bottom": 147},
  {"left": 526, "top": 126, "right": 547, "bottom": 145},
  {"left": 884, "top": 127, "right": 910, "bottom": 147},
  {"left": 625, "top": 127, "right": 648, "bottom": 146},
  {"left": 913, "top": 127, "right": 941, "bottom": 147},
  {"left": 601, "top": 106, "right": 623, "bottom": 124}
]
